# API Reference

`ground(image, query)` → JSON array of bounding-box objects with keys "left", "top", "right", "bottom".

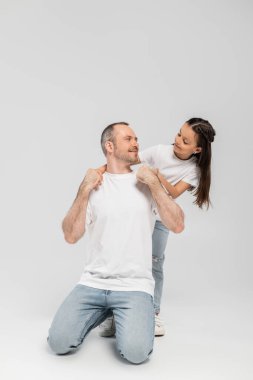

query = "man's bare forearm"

[
  {"left": 62, "top": 185, "right": 90, "bottom": 244},
  {"left": 136, "top": 165, "right": 184, "bottom": 233},
  {"left": 62, "top": 169, "right": 102, "bottom": 244},
  {"left": 148, "top": 179, "right": 184, "bottom": 233}
]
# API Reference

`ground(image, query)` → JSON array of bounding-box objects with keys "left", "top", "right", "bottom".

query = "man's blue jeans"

[
  {"left": 48, "top": 284, "right": 155, "bottom": 364},
  {"left": 152, "top": 220, "right": 169, "bottom": 314}
]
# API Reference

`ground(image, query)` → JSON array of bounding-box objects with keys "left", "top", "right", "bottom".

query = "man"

[{"left": 48, "top": 122, "right": 184, "bottom": 364}]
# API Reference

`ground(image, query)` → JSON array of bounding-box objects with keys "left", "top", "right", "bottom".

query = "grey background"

[{"left": 0, "top": 1, "right": 252, "bottom": 379}]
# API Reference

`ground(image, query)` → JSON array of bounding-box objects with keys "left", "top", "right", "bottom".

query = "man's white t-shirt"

[
  {"left": 79, "top": 172, "right": 157, "bottom": 296},
  {"left": 139, "top": 144, "right": 199, "bottom": 188}
]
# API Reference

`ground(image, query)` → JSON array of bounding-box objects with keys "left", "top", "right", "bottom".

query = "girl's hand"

[
  {"left": 96, "top": 164, "right": 107, "bottom": 175},
  {"left": 154, "top": 168, "right": 159, "bottom": 176},
  {"left": 136, "top": 165, "right": 159, "bottom": 186}
]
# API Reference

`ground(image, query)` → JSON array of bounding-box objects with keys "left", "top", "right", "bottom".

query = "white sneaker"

[
  {"left": 155, "top": 314, "right": 165, "bottom": 336},
  {"left": 99, "top": 316, "right": 116, "bottom": 337}
]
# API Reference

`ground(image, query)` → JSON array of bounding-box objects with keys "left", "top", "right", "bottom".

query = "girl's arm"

[
  {"left": 96, "top": 162, "right": 191, "bottom": 199},
  {"left": 157, "top": 171, "right": 191, "bottom": 199}
]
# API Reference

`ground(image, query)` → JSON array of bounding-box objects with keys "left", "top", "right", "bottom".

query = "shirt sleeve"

[
  {"left": 150, "top": 197, "right": 159, "bottom": 218},
  {"left": 138, "top": 145, "right": 160, "bottom": 167},
  {"left": 85, "top": 201, "right": 93, "bottom": 228},
  {"left": 181, "top": 167, "right": 200, "bottom": 188}
]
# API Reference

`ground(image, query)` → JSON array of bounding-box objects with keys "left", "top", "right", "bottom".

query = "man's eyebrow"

[{"left": 125, "top": 135, "right": 138, "bottom": 141}]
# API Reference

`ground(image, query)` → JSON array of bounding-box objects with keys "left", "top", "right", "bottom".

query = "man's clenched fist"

[
  {"left": 136, "top": 165, "right": 159, "bottom": 186},
  {"left": 80, "top": 168, "right": 103, "bottom": 192}
]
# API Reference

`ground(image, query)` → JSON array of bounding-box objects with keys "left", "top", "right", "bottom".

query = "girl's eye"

[
  {"left": 178, "top": 133, "right": 181, "bottom": 137},
  {"left": 183, "top": 140, "right": 188, "bottom": 145}
]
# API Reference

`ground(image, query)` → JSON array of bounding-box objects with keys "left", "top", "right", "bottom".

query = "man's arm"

[
  {"left": 136, "top": 166, "right": 184, "bottom": 233},
  {"left": 62, "top": 169, "right": 102, "bottom": 244}
]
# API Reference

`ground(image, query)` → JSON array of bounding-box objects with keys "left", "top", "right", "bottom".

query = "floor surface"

[{"left": 1, "top": 290, "right": 252, "bottom": 380}]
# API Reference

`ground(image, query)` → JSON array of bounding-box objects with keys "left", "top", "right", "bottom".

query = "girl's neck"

[{"left": 173, "top": 151, "right": 193, "bottom": 161}]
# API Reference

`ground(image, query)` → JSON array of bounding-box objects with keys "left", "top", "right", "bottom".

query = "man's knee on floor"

[
  {"left": 47, "top": 330, "right": 79, "bottom": 355},
  {"left": 118, "top": 342, "right": 153, "bottom": 364}
]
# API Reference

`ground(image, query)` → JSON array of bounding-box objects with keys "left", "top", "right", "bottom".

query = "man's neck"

[{"left": 106, "top": 159, "right": 132, "bottom": 174}]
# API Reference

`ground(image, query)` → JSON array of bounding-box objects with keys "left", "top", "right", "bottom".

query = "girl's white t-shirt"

[
  {"left": 79, "top": 172, "right": 157, "bottom": 296},
  {"left": 139, "top": 144, "right": 199, "bottom": 188}
]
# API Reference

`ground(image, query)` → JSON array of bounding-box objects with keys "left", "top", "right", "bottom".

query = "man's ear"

[{"left": 105, "top": 141, "right": 114, "bottom": 154}]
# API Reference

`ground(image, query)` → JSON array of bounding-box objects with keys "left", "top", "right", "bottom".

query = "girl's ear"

[{"left": 194, "top": 147, "right": 202, "bottom": 154}]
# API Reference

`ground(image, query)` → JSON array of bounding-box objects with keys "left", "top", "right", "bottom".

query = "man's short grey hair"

[{"left": 100, "top": 122, "right": 129, "bottom": 156}]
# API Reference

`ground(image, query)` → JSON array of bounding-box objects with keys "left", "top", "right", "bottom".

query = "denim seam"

[{"left": 78, "top": 309, "right": 108, "bottom": 345}]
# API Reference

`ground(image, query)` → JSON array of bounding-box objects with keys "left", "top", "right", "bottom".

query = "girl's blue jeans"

[{"left": 152, "top": 220, "right": 169, "bottom": 314}]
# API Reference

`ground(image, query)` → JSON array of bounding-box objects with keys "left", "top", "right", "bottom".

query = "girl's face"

[{"left": 173, "top": 123, "right": 202, "bottom": 160}]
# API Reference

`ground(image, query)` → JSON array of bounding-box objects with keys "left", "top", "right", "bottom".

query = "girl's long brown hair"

[{"left": 186, "top": 118, "right": 216, "bottom": 209}]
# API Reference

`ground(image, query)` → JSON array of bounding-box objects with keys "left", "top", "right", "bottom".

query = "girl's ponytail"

[{"left": 186, "top": 118, "right": 216, "bottom": 209}]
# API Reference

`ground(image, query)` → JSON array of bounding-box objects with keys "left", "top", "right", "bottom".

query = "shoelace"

[{"left": 155, "top": 315, "right": 164, "bottom": 326}]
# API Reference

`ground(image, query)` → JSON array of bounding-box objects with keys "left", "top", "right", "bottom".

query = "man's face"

[{"left": 112, "top": 124, "right": 139, "bottom": 164}]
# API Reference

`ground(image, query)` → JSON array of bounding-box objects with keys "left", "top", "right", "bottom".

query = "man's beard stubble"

[{"left": 114, "top": 147, "right": 139, "bottom": 164}]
